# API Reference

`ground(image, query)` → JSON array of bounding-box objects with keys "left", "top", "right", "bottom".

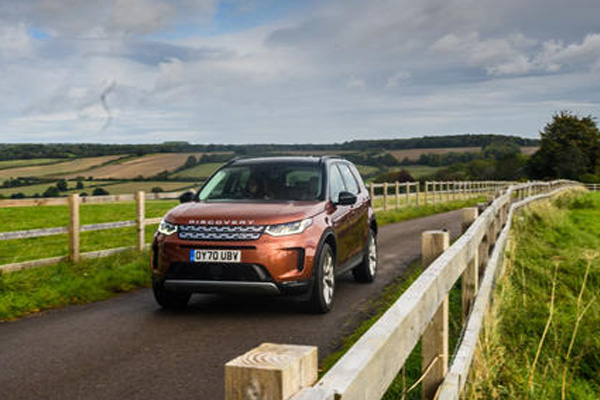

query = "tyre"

[
  {"left": 308, "top": 243, "right": 335, "bottom": 313},
  {"left": 152, "top": 278, "right": 191, "bottom": 309},
  {"left": 352, "top": 229, "right": 377, "bottom": 283}
]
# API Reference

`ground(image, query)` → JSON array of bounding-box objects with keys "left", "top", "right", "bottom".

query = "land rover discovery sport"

[{"left": 151, "top": 156, "right": 378, "bottom": 313}]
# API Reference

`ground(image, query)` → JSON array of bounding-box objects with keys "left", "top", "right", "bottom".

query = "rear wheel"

[
  {"left": 308, "top": 243, "right": 335, "bottom": 313},
  {"left": 152, "top": 278, "right": 191, "bottom": 309},
  {"left": 352, "top": 229, "right": 377, "bottom": 283}
]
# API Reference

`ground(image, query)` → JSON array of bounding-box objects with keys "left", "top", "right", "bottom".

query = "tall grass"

[{"left": 466, "top": 192, "right": 600, "bottom": 399}]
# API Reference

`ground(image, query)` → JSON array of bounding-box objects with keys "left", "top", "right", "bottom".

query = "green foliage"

[
  {"left": 527, "top": 111, "right": 600, "bottom": 180},
  {"left": 373, "top": 169, "right": 415, "bottom": 183},
  {"left": 92, "top": 187, "right": 109, "bottom": 196},
  {"left": 75, "top": 180, "right": 84, "bottom": 189},
  {"left": 43, "top": 186, "right": 60, "bottom": 197},
  {"left": 56, "top": 179, "right": 68, "bottom": 191},
  {"left": 467, "top": 191, "right": 600, "bottom": 398},
  {"left": 151, "top": 186, "right": 164, "bottom": 193}
]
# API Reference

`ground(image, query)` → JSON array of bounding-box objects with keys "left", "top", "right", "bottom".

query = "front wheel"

[
  {"left": 307, "top": 243, "right": 335, "bottom": 313},
  {"left": 352, "top": 229, "right": 377, "bottom": 283},
  {"left": 152, "top": 278, "right": 191, "bottom": 309}
]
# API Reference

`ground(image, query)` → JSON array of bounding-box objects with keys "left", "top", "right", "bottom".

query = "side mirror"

[
  {"left": 335, "top": 191, "right": 357, "bottom": 206},
  {"left": 179, "top": 191, "right": 195, "bottom": 204}
]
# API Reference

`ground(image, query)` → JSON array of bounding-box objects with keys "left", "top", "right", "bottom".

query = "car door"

[
  {"left": 337, "top": 163, "right": 368, "bottom": 260},
  {"left": 327, "top": 163, "right": 354, "bottom": 268}
]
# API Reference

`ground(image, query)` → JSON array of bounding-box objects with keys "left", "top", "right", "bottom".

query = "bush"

[
  {"left": 151, "top": 187, "right": 164, "bottom": 193},
  {"left": 10, "top": 192, "right": 25, "bottom": 199},
  {"left": 92, "top": 188, "right": 109, "bottom": 196},
  {"left": 43, "top": 186, "right": 60, "bottom": 197}
]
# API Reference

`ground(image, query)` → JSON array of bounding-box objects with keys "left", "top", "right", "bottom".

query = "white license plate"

[{"left": 190, "top": 249, "right": 241, "bottom": 263}]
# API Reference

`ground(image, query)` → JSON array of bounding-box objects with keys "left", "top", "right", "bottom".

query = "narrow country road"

[{"left": 0, "top": 210, "right": 463, "bottom": 400}]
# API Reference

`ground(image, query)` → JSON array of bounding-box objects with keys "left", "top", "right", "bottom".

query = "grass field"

[
  {"left": 466, "top": 191, "right": 600, "bottom": 398},
  {"left": 65, "top": 181, "right": 199, "bottom": 195},
  {"left": 0, "top": 155, "right": 124, "bottom": 180},
  {"left": 0, "top": 158, "right": 62, "bottom": 170},
  {"left": 390, "top": 147, "right": 481, "bottom": 161},
  {"left": 0, "top": 180, "right": 116, "bottom": 197},
  {"left": 355, "top": 164, "right": 380, "bottom": 177},
  {"left": 171, "top": 162, "right": 222, "bottom": 179}
]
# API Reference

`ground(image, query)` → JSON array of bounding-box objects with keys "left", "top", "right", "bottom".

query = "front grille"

[
  {"left": 167, "top": 262, "right": 272, "bottom": 282},
  {"left": 177, "top": 225, "right": 265, "bottom": 241}
]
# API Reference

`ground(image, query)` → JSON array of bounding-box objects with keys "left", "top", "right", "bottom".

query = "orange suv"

[{"left": 151, "top": 156, "right": 377, "bottom": 313}]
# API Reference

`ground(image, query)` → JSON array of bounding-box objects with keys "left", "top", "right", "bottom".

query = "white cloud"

[{"left": 0, "top": 23, "right": 33, "bottom": 59}]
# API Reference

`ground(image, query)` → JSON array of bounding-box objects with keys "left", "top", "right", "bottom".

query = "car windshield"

[{"left": 198, "top": 163, "right": 323, "bottom": 202}]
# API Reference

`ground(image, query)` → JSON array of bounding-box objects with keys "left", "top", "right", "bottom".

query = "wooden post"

[
  {"left": 225, "top": 343, "right": 318, "bottom": 400},
  {"left": 395, "top": 181, "right": 400, "bottom": 209},
  {"left": 405, "top": 181, "right": 409, "bottom": 207},
  {"left": 383, "top": 182, "right": 389, "bottom": 211},
  {"left": 421, "top": 230, "right": 450, "bottom": 400},
  {"left": 432, "top": 182, "right": 437, "bottom": 205},
  {"left": 68, "top": 194, "right": 80, "bottom": 263},
  {"left": 135, "top": 191, "right": 145, "bottom": 251},
  {"left": 369, "top": 183, "right": 375, "bottom": 201},
  {"left": 461, "top": 208, "right": 479, "bottom": 323},
  {"left": 416, "top": 182, "right": 420, "bottom": 206},
  {"left": 424, "top": 181, "right": 429, "bottom": 205}
]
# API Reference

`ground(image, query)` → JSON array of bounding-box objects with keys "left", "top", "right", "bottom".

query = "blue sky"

[{"left": 0, "top": 0, "right": 599, "bottom": 144}]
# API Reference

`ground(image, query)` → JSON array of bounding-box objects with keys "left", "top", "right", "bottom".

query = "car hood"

[{"left": 164, "top": 201, "right": 326, "bottom": 226}]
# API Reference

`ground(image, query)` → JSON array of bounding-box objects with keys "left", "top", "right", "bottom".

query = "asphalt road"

[{"left": 0, "top": 210, "right": 462, "bottom": 400}]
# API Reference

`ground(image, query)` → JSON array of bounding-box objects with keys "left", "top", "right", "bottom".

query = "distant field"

[
  {"left": 66, "top": 153, "right": 230, "bottom": 179},
  {"left": 390, "top": 147, "right": 481, "bottom": 161},
  {"left": 274, "top": 150, "right": 354, "bottom": 156},
  {"left": 172, "top": 162, "right": 222, "bottom": 179},
  {"left": 355, "top": 165, "right": 380, "bottom": 176},
  {"left": 0, "top": 156, "right": 124, "bottom": 180},
  {"left": 520, "top": 146, "right": 538, "bottom": 155},
  {"left": 0, "top": 158, "right": 62, "bottom": 171},
  {"left": 0, "top": 180, "right": 116, "bottom": 197},
  {"left": 400, "top": 165, "right": 441, "bottom": 178},
  {"left": 67, "top": 181, "right": 199, "bottom": 195}
]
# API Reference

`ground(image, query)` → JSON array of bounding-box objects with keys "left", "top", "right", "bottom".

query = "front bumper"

[{"left": 151, "top": 226, "right": 320, "bottom": 295}]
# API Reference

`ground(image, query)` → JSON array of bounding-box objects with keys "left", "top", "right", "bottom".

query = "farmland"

[
  {"left": 171, "top": 162, "right": 222, "bottom": 179},
  {"left": 390, "top": 146, "right": 481, "bottom": 161},
  {"left": 0, "top": 155, "right": 124, "bottom": 180},
  {"left": 0, "top": 158, "right": 62, "bottom": 170}
]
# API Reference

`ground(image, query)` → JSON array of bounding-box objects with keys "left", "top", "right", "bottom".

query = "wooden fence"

[
  {"left": 224, "top": 180, "right": 583, "bottom": 400},
  {"left": 0, "top": 192, "right": 180, "bottom": 273},
  {"left": 0, "top": 181, "right": 511, "bottom": 274},
  {"left": 368, "top": 181, "right": 512, "bottom": 212}
]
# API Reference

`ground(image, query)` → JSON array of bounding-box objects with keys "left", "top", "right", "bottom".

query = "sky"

[{"left": 1, "top": 0, "right": 600, "bottom": 144}]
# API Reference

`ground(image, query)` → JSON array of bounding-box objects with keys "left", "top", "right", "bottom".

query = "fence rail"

[{"left": 224, "top": 180, "right": 583, "bottom": 400}]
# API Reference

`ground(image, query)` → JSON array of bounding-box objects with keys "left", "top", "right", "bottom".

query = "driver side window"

[{"left": 329, "top": 165, "right": 347, "bottom": 203}]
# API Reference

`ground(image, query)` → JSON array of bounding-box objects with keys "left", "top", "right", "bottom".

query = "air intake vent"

[{"left": 178, "top": 225, "right": 264, "bottom": 241}]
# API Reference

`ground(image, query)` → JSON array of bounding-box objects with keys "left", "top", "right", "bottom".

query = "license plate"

[{"left": 190, "top": 249, "right": 241, "bottom": 263}]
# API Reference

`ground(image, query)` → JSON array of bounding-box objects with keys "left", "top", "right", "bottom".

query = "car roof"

[{"left": 228, "top": 156, "right": 345, "bottom": 166}]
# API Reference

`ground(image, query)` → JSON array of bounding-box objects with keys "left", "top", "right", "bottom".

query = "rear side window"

[
  {"left": 337, "top": 163, "right": 360, "bottom": 195},
  {"left": 329, "top": 165, "right": 346, "bottom": 202}
]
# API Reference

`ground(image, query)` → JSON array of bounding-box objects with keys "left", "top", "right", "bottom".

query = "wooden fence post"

[
  {"left": 383, "top": 182, "right": 389, "bottom": 211},
  {"left": 416, "top": 182, "right": 420, "bottom": 206},
  {"left": 424, "top": 181, "right": 429, "bottom": 205},
  {"left": 432, "top": 182, "right": 437, "bottom": 205},
  {"left": 68, "top": 194, "right": 80, "bottom": 263},
  {"left": 136, "top": 191, "right": 145, "bottom": 251},
  {"left": 461, "top": 208, "right": 479, "bottom": 323},
  {"left": 225, "top": 343, "right": 318, "bottom": 400},
  {"left": 369, "top": 183, "right": 375, "bottom": 201},
  {"left": 405, "top": 181, "right": 410, "bottom": 207},
  {"left": 395, "top": 181, "right": 400, "bottom": 209},
  {"left": 421, "top": 230, "right": 450, "bottom": 400}
]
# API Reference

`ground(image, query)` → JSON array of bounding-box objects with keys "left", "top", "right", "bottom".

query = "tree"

[
  {"left": 56, "top": 179, "right": 68, "bottom": 191},
  {"left": 527, "top": 112, "right": 600, "bottom": 180},
  {"left": 76, "top": 181, "right": 84, "bottom": 190},
  {"left": 43, "top": 186, "right": 60, "bottom": 197},
  {"left": 151, "top": 187, "right": 164, "bottom": 193},
  {"left": 183, "top": 155, "right": 197, "bottom": 169},
  {"left": 92, "top": 187, "right": 109, "bottom": 196}
]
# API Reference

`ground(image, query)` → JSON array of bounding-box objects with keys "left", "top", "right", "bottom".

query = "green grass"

[
  {"left": 0, "top": 180, "right": 114, "bottom": 197},
  {"left": 355, "top": 164, "right": 380, "bottom": 177},
  {"left": 0, "top": 200, "right": 177, "bottom": 232},
  {"left": 375, "top": 196, "right": 485, "bottom": 226},
  {"left": 0, "top": 250, "right": 151, "bottom": 321},
  {"left": 171, "top": 162, "right": 222, "bottom": 178},
  {"left": 466, "top": 191, "right": 600, "bottom": 399},
  {"left": 401, "top": 165, "right": 442, "bottom": 179}
]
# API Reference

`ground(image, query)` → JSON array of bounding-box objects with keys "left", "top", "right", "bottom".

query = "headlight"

[
  {"left": 265, "top": 218, "right": 312, "bottom": 237},
  {"left": 158, "top": 219, "right": 178, "bottom": 235}
]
